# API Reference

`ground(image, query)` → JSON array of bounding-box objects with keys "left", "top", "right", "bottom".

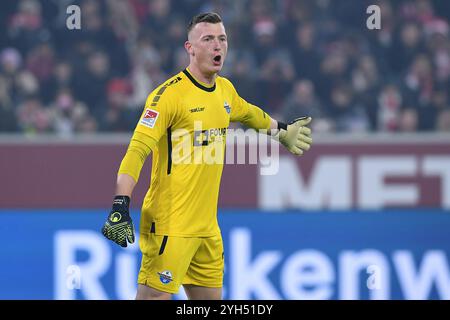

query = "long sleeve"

[{"left": 118, "top": 131, "right": 157, "bottom": 182}]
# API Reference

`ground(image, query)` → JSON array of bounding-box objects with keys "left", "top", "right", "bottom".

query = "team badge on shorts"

[
  {"left": 140, "top": 108, "right": 159, "bottom": 128},
  {"left": 157, "top": 270, "right": 173, "bottom": 284}
]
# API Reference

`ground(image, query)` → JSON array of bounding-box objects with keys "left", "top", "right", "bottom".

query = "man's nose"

[{"left": 213, "top": 39, "right": 221, "bottom": 49}]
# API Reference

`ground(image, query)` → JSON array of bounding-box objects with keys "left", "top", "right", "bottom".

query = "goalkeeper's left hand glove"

[
  {"left": 102, "top": 195, "right": 135, "bottom": 248},
  {"left": 275, "top": 116, "right": 312, "bottom": 155}
]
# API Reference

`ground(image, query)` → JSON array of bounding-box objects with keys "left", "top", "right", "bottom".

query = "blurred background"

[{"left": 1, "top": 0, "right": 450, "bottom": 300}]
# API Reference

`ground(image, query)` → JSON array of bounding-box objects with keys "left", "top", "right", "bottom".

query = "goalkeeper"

[{"left": 101, "top": 12, "right": 312, "bottom": 300}]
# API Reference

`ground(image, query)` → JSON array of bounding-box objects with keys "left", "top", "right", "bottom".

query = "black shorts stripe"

[
  {"left": 159, "top": 236, "right": 168, "bottom": 255},
  {"left": 150, "top": 222, "right": 156, "bottom": 233}
]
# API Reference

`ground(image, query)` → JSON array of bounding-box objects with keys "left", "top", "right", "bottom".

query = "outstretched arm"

[
  {"left": 227, "top": 79, "right": 312, "bottom": 155},
  {"left": 270, "top": 116, "right": 313, "bottom": 155},
  {"left": 269, "top": 117, "right": 278, "bottom": 131},
  {"left": 234, "top": 101, "right": 313, "bottom": 155}
]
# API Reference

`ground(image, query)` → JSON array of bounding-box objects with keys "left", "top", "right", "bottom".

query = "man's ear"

[{"left": 185, "top": 41, "right": 194, "bottom": 56}]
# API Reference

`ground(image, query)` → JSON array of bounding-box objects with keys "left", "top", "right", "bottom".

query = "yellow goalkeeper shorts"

[{"left": 137, "top": 230, "right": 224, "bottom": 294}]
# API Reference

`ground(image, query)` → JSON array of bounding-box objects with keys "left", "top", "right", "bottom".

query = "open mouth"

[{"left": 213, "top": 55, "right": 222, "bottom": 65}]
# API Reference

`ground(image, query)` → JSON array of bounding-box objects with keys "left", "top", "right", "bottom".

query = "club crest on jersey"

[
  {"left": 157, "top": 270, "right": 173, "bottom": 284},
  {"left": 224, "top": 101, "right": 231, "bottom": 114},
  {"left": 140, "top": 108, "right": 159, "bottom": 128}
]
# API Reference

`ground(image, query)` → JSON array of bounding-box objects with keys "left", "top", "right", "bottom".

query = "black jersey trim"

[
  {"left": 167, "top": 127, "right": 172, "bottom": 175},
  {"left": 183, "top": 69, "right": 216, "bottom": 92}
]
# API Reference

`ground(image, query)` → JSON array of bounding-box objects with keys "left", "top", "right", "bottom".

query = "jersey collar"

[{"left": 183, "top": 68, "right": 216, "bottom": 92}]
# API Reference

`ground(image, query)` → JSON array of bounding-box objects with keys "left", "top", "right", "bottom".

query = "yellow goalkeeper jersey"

[{"left": 133, "top": 68, "right": 271, "bottom": 237}]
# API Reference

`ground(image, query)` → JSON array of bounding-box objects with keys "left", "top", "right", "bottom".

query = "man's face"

[{"left": 186, "top": 22, "right": 228, "bottom": 75}]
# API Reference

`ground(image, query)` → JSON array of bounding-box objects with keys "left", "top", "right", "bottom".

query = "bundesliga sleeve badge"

[{"left": 140, "top": 108, "right": 159, "bottom": 128}]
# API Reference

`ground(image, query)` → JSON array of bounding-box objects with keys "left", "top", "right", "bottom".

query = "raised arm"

[{"left": 229, "top": 85, "right": 313, "bottom": 155}]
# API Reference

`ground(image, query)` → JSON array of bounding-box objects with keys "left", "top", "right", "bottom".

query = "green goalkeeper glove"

[
  {"left": 275, "top": 116, "right": 313, "bottom": 155},
  {"left": 102, "top": 195, "right": 135, "bottom": 247}
]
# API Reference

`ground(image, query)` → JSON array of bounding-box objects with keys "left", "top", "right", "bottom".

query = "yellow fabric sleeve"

[
  {"left": 118, "top": 131, "right": 157, "bottom": 183},
  {"left": 239, "top": 103, "right": 272, "bottom": 131}
]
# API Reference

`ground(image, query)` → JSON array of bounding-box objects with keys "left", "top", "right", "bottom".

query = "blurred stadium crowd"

[{"left": 0, "top": 0, "right": 449, "bottom": 135}]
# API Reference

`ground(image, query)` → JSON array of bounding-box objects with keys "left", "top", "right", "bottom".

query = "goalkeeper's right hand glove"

[
  {"left": 102, "top": 195, "right": 135, "bottom": 248},
  {"left": 275, "top": 116, "right": 313, "bottom": 155}
]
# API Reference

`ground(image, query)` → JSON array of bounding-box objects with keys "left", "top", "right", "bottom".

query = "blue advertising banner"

[{"left": 1, "top": 210, "right": 449, "bottom": 300}]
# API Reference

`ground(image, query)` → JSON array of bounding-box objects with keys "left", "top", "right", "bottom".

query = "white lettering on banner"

[
  {"left": 259, "top": 155, "right": 449, "bottom": 209},
  {"left": 230, "top": 228, "right": 282, "bottom": 299},
  {"left": 54, "top": 231, "right": 110, "bottom": 300},
  {"left": 280, "top": 250, "right": 334, "bottom": 299},
  {"left": 53, "top": 229, "right": 450, "bottom": 300},
  {"left": 259, "top": 156, "right": 351, "bottom": 209},
  {"left": 422, "top": 157, "right": 450, "bottom": 209},
  {"left": 359, "top": 156, "right": 418, "bottom": 208},
  {"left": 228, "top": 229, "right": 450, "bottom": 299},
  {"left": 339, "top": 250, "right": 390, "bottom": 300},
  {"left": 393, "top": 250, "right": 450, "bottom": 300}
]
